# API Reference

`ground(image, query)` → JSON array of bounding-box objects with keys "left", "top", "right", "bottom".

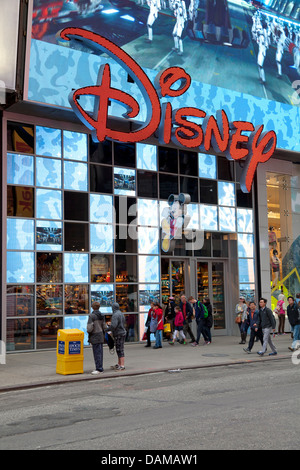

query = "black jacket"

[
  {"left": 287, "top": 302, "right": 300, "bottom": 327},
  {"left": 87, "top": 310, "right": 106, "bottom": 345},
  {"left": 180, "top": 301, "right": 194, "bottom": 323},
  {"left": 257, "top": 307, "right": 276, "bottom": 330}
]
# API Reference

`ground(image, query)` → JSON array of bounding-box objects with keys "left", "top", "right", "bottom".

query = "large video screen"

[{"left": 30, "top": 0, "right": 300, "bottom": 105}]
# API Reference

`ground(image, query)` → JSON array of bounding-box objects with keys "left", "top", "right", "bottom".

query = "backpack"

[{"left": 197, "top": 301, "right": 208, "bottom": 318}]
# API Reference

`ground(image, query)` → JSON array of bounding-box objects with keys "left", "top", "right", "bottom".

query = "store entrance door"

[
  {"left": 197, "top": 261, "right": 227, "bottom": 333},
  {"left": 161, "top": 258, "right": 187, "bottom": 305}
]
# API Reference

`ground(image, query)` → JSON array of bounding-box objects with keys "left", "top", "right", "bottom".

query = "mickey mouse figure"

[{"left": 161, "top": 193, "right": 191, "bottom": 252}]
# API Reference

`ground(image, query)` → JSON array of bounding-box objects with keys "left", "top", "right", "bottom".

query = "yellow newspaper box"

[{"left": 56, "top": 329, "right": 84, "bottom": 375}]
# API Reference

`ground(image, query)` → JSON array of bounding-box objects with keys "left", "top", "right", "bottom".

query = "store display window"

[
  {"left": 64, "top": 161, "right": 88, "bottom": 191},
  {"left": 36, "top": 284, "right": 63, "bottom": 315},
  {"left": 63, "top": 130, "right": 87, "bottom": 161},
  {"left": 7, "top": 218, "right": 34, "bottom": 250},
  {"left": 36, "top": 188, "right": 62, "bottom": 219},
  {"left": 36, "top": 220, "right": 62, "bottom": 251},
  {"left": 7, "top": 285, "right": 34, "bottom": 317},
  {"left": 116, "top": 255, "right": 137, "bottom": 282},
  {"left": 139, "top": 284, "right": 160, "bottom": 312},
  {"left": 36, "top": 157, "right": 61, "bottom": 189},
  {"left": 7, "top": 153, "right": 34, "bottom": 186},
  {"left": 64, "top": 284, "right": 89, "bottom": 314},
  {"left": 7, "top": 318, "right": 34, "bottom": 351},
  {"left": 36, "top": 126, "right": 61, "bottom": 158},
  {"left": 37, "top": 317, "right": 62, "bottom": 349},
  {"left": 7, "top": 252, "right": 35, "bottom": 283},
  {"left": 116, "top": 284, "right": 137, "bottom": 312},
  {"left": 91, "top": 254, "right": 113, "bottom": 283}
]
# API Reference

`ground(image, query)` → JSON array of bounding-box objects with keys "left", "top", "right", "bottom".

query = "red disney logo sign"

[{"left": 61, "top": 27, "right": 277, "bottom": 193}]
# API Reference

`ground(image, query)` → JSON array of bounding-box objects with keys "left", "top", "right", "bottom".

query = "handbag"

[
  {"left": 235, "top": 313, "right": 242, "bottom": 324},
  {"left": 149, "top": 316, "right": 158, "bottom": 333},
  {"left": 142, "top": 331, "right": 147, "bottom": 341},
  {"left": 164, "top": 323, "right": 171, "bottom": 333}
]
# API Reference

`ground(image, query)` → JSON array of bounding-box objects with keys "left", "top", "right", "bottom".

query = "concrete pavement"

[{"left": 0, "top": 334, "right": 294, "bottom": 393}]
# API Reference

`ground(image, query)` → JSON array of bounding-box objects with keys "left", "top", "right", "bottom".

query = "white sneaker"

[{"left": 91, "top": 370, "right": 104, "bottom": 375}]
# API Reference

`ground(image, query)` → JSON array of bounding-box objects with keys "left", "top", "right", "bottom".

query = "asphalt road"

[{"left": 0, "top": 357, "right": 299, "bottom": 451}]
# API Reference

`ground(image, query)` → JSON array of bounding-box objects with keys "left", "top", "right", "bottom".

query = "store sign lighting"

[{"left": 61, "top": 27, "right": 277, "bottom": 193}]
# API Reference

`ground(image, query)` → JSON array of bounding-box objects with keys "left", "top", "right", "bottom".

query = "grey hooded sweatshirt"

[{"left": 110, "top": 302, "right": 126, "bottom": 337}]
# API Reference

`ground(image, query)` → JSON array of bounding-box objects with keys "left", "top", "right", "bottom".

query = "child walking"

[{"left": 169, "top": 306, "right": 186, "bottom": 345}]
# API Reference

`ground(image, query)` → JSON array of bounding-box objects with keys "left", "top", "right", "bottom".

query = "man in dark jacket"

[
  {"left": 287, "top": 296, "right": 300, "bottom": 352},
  {"left": 109, "top": 302, "right": 126, "bottom": 371},
  {"left": 87, "top": 301, "right": 106, "bottom": 375},
  {"left": 180, "top": 295, "right": 196, "bottom": 343},
  {"left": 243, "top": 301, "right": 263, "bottom": 353},
  {"left": 256, "top": 298, "right": 277, "bottom": 356}
]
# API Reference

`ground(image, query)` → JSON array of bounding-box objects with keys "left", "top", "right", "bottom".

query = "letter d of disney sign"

[{"left": 61, "top": 27, "right": 277, "bottom": 193}]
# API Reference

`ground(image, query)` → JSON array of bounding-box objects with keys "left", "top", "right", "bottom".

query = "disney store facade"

[{"left": 1, "top": 0, "right": 300, "bottom": 355}]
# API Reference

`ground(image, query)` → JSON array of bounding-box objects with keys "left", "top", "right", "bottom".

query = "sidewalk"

[{"left": 0, "top": 335, "right": 293, "bottom": 393}]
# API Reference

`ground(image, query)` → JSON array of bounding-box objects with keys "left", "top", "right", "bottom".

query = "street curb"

[{"left": 0, "top": 354, "right": 291, "bottom": 394}]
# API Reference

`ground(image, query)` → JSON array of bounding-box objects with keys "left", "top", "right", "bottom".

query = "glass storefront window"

[
  {"left": 36, "top": 253, "right": 62, "bottom": 283},
  {"left": 116, "top": 284, "right": 137, "bottom": 312},
  {"left": 64, "top": 192, "right": 88, "bottom": 221},
  {"left": 139, "top": 284, "right": 160, "bottom": 311},
  {"left": 37, "top": 317, "right": 62, "bottom": 350},
  {"left": 7, "top": 122, "right": 34, "bottom": 154},
  {"left": 136, "top": 143, "right": 157, "bottom": 171},
  {"left": 219, "top": 207, "right": 236, "bottom": 232},
  {"left": 90, "top": 165, "right": 113, "bottom": 193},
  {"left": 7, "top": 186, "right": 34, "bottom": 218},
  {"left": 198, "top": 154, "right": 216, "bottom": 179},
  {"left": 36, "top": 285, "right": 63, "bottom": 315},
  {"left": 7, "top": 251, "right": 35, "bottom": 283},
  {"left": 7, "top": 318, "right": 34, "bottom": 351},
  {"left": 90, "top": 284, "right": 114, "bottom": 313},
  {"left": 7, "top": 285, "right": 34, "bottom": 317},
  {"left": 36, "top": 220, "right": 62, "bottom": 251},
  {"left": 90, "top": 223, "right": 113, "bottom": 253},
  {"left": 65, "top": 222, "right": 89, "bottom": 252},
  {"left": 138, "top": 198, "right": 158, "bottom": 227},
  {"left": 200, "top": 205, "right": 218, "bottom": 231},
  {"left": 64, "top": 253, "right": 89, "bottom": 283},
  {"left": 138, "top": 255, "right": 160, "bottom": 283},
  {"left": 36, "top": 126, "right": 61, "bottom": 158},
  {"left": 124, "top": 314, "right": 139, "bottom": 342},
  {"left": 36, "top": 157, "right": 61, "bottom": 188},
  {"left": 64, "top": 161, "right": 88, "bottom": 191},
  {"left": 63, "top": 131, "right": 87, "bottom": 161},
  {"left": 36, "top": 188, "right": 62, "bottom": 219},
  {"left": 114, "top": 167, "right": 136, "bottom": 196},
  {"left": 116, "top": 255, "right": 137, "bottom": 282},
  {"left": 138, "top": 227, "right": 159, "bottom": 255},
  {"left": 90, "top": 194, "right": 113, "bottom": 224},
  {"left": 65, "top": 284, "right": 89, "bottom": 314},
  {"left": 218, "top": 181, "right": 236, "bottom": 207},
  {"left": 91, "top": 254, "right": 113, "bottom": 283}
]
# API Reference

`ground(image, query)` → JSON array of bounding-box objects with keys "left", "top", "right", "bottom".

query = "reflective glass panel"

[
  {"left": 91, "top": 254, "right": 114, "bottom": 283},
  {"left": 63, "top": 130, "right": 87, "bottom": 161},
  {"left": 7, "top": 153, "right": 34, "bottom": 185},
  {"left": 90, "top": 223, "right": 113, "bottom": 253},
  {"left": 218, "top": 181, "right": 236, "bottom": 207},
  {"left": 114, "top": 167, "right": 136, "bottom": 196},
  {"left": 7, "top": 186, "right": 34, "bottom": 218},
  {"left": 116, "top": 255, "right": 137, "bottom": 282},
  {"left": 36, "top": 220, "right": 62, "bottom": 251},
  {"left": 124, "top": 314, "right": 139, "bottom": 342},
  {"left": 64, "top": 253, "right": 89, "bottom": 283},
  {"left": 64, "top": 284, "right": 89, "bottom": 314},
  {"left": 7, "top": 285, "right": 34, "bottom": 317},
  {"left": 136, "top": 143, "right": 157, "bottom": 171},
  {"left": 238, "top": 234, "right": 254, "bottom": 258},
  {"left": 64, "top": 161, "right": 88, "bottom": 191},
  {"left": 219, "top": 207, "right": 236, "bottom": 232},
  {"left": 36, "top": 126, "right": 61, "bottom": 158},
  {"left": 138, "top": 199, "right": 158, "bottom": 227},
  {"left": 198, "top": 154, "right": 217, "bottom": 179},
  {"left": 200, "top": 205, "right": 218, "bottom": 231},
  {"left": 239, "top": 284, "right": 256, "bottom": 302},
  {"left": 90, "top": 194, "right": 113, "bottom": 223},
  {"left": 138, "top": 227, "right": 159, "bottom": 254},
  {"left": 91, "top": 284, "right": 114, "bottom": 313},
  {"left": 36, "top": 284, "right": 63, "bottom": 315},
  {"left": 36, "top": 189, "right": 62, "bottom": 219},
  {"left": 7, "top": 252, "right": 35, "bottom": 283},
  {"left": 138, "top": 255, "right": 160, "bottom": 283},
  {"left": 36, "top": 157, "right": 61, "bottom": 188},
  {"left": 237, "top": 208, "right": 253, "bottom": 233},
  {"left": 186, "top": 203, "right": 200, "bottom": 229},
  {"left": 7, "top": 218, "right": 34, "bottom": 250}
]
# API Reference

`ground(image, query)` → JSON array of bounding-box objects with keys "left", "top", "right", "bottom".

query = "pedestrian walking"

[
  {"left": 87, "top": 301, "right": 106, "bottom": 375},
  {"left": 164, "top": 296, "right": 176, "bottom": 334},
  {"left": 191, "top": 298, "right": 209, "bottom": 346},
  {"left": 257, "top": 298, "right": 277, "bottom": 356},
  {"left": 286, "top": 296, "right": 300, "bottom": 352},
  {"left": 108, "top": 302, "right": 126, "bottom": 371},
  {"left": 203, "top": 297, "right": 213, "bottom": 344},
  {"left": 180, "top": 295, "right": 196, "bottom": 343},
  {"left": 144, "top": 302, "right": 155, "bottom": 347},
  {"left": 243, "top": 301, "right": 263, "bottom": 354},
  {"left": 275, "top": 293, "right": 286, "bottom": 335},
  {"left": 169, "top": 306, "right": 186, "bottom": 345},
  {"left": 152, "top": 301, "right": 164, "bottom": 349},
  {"left": 235, "top": 296, "right": 248, "bottom": 344}
]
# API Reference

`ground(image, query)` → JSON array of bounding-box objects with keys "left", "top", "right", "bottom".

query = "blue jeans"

[
  {"left": 292, "top": 324, "right": 300, "bottom": 349},
  {"left": 92, "top": 343, "right": 103, "bottom": 371},
  {"left": 155, "top": 330, "right": 162, "bottom": 348}
]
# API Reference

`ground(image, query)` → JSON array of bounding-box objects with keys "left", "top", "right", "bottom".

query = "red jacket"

[
  {"left": 174, "top": 310, "right": 184, "bottom": 328},
  {"left": 153, "top": 307, "right": 164, "bottom": 330}
]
